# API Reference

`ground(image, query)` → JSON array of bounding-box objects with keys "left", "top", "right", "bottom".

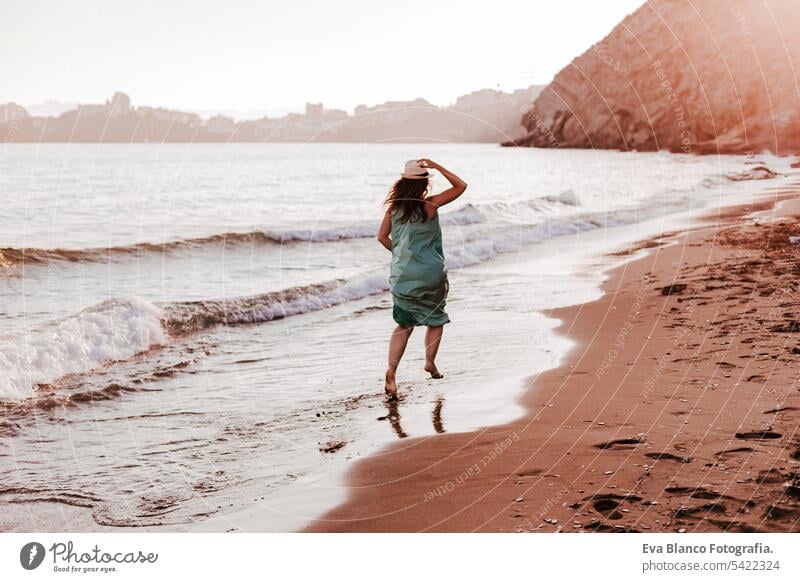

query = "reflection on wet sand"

[
  {"left": 381, "top": 396, "right": 446, "bottom": 439},
  {"left": 432, "top": 397, "right": 445, "bottom": 434},
  {"left": 385, "top": 400, "right": 407, "bottom": 439}
]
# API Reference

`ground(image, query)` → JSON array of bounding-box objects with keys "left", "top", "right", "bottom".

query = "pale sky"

[{"left": 0, "top": 0, "right": 645, "bottom": 114}]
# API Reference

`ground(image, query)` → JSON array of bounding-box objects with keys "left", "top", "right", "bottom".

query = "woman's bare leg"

[
  {"left": 385, "top": 324, "right": 413, "bottom": 399},
  {"left": 424, "top": 325, "right": 444, "bottom": 378}
]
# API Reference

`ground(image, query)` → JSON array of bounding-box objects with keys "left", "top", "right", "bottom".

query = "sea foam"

[
  {"left": 0, "top": 183, "right": 737, "bottom": 401},
  {"left": 0, "top": 298, "right": 166, "bottom": 400}
]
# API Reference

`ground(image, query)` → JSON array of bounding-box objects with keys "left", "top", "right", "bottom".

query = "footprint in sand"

[
  {"left": 784, "top": 481, "right": 800, "bottom": 499},
  {"left": 746, "top": 374, "right": 767, "bottom": 383},
  {"left": 593, "top": 498, "right": 624, "bottom": 519},
  {"left": 665, "top": 486, "right": 757, "bottom": 507},
  {"left": 714, "top": 446, "right": 754, "bottom": 459},
  {"left": 584, "top": 520, "right": 640, "bottom": 533},
  {"left": 594, "top": 437, "right": 643, "bottom": 450},
  {"left": 756, "top": 468, "right": 785, "bottom": 484},
  {"left": 660, "top": 283, "right": 688, "bottom": 296},
  {"left": 765, "top": 504, "right": 800, "bottom": 522},
  {"left": 571, "top": 493, "right": 643, "bottom": 521},
  {"left": 707, "top": 518, "right": 762, "bottom": 533},
  {"left": 673, "top": 502, "right": 727, "bottom": 518},
  {"left": 516, "top": 469, "right": 543, "bottom": 477},
  {"left": 666, "top": 486, "right": 722, "bottom": 500},
  {"left": 645, "top": 452, "right": 692, "bottom": 463},
  {"left": 771, "top": 321, "right": 800, "bottom": 333},
  {"left": 762, "top": 406, "right": 799, "bottom": 414},
  {"left": 735, "top": 430, "right": 782, "bottom": 440}
]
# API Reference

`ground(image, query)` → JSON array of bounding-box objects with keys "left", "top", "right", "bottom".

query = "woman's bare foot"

[
  {"left": 425, "top": 361, "right": 444, "bottom": 379},
  {"left": 384, "top": 369, "right": 399, "bottom": 401}
]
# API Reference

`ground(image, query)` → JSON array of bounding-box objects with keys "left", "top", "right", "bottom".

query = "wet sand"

[{"left": 307, "top": 189, "right": 800, "bottom": 533}]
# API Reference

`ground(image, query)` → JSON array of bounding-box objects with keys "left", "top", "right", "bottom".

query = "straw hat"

[{"left": 400, "top": 159, "right": 430, "bottom": 180}]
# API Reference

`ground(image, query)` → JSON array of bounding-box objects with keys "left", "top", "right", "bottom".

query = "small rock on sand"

[{"left": 320, "top": 441, "right": 346, "bottom": 453}]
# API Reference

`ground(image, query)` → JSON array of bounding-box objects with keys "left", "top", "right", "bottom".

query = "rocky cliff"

[{"left": 514, "top": 0, "right": 800, "bottom": 154}]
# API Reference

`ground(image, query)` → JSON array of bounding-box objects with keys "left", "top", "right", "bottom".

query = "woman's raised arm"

[{"left": 418, "top": 159, "right": 467, "bottom": 214}]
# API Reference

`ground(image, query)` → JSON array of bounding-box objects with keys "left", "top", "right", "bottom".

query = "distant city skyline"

[
  {"left": 19, "top": 99, "right": 313, "bottom": 122},
  {"left": 1, "top": 85, "right": 544, "bottom": 143},
  {"left": 0, "top": 0, "right": 644, "bottom": 112},
  {"left": 17, "top": 83, "right": 542, "bottom": 122}
]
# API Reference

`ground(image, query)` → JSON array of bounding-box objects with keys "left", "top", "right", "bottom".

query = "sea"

[{"left": 0, "top": 142, "right": 794, "bottom": 531}]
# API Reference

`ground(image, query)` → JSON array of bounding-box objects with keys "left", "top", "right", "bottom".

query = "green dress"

[{"left": 389, "top": 209, "right": 450, "bottom": 327}]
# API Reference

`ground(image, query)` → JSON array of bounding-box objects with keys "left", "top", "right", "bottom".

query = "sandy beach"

[
  {"left": 7, "top": 4, "right": 800, "bottom": 580},
  {"left": 307, "top": 185, "right": 800, "bottom": 533}
]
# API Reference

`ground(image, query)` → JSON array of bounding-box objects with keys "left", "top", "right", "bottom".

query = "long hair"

[{"left": 384, "top": 177, "right": 429, "bottom": 223}]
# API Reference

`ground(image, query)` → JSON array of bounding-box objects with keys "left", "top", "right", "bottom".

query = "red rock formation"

[{"left": 515, "top": 0, "right": 800, "bottom": 154}]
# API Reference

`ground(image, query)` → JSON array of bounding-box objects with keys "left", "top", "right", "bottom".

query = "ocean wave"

[
  {"left": 0, "top": 208, "right": 480, "bottom": 269},
  {"left": 455, "top": 189, "right": 581, "bottom": 225},
  {"left": 161, "top": 274, "right": 389, "bottom": 336},
  {"left": 544, "top": 189, "right": 581, "bottom": 207},
  {"left": 0, "top": 297, "right": 167, "bottom": 401},
  {"left": 0, "top": 277, "right": 390, "bottom": 401},
  {"left": 0, "top": 170, "right": 753, "bottom": 272},
  {"left": 0, "top": 195, "right": 690, "bottom": 403},
  {"left": 447, "top": 190, "right": 701, "bottom": 268},
  {"left": 0, "top": 231, "right": 283, "bottom": 268},
  {"left": 0, "top": 194, "right": 586, "bottom": 269}
]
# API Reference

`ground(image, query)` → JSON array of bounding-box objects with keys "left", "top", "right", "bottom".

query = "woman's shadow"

[{"left": 382, "top": 396, "right": 446, "bottom": 439}]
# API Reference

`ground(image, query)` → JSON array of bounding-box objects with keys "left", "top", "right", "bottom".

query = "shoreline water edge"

[
  {"left": 1, "top": 155, "right": 798, "bottom": 533},
  {"left": 306, "top": 181, "right": 800, "bottom": 533}
]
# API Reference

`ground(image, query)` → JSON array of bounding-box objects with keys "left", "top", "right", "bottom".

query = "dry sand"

[{"left": 307, "top": 190, "right": 800, "bottom": 533}]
